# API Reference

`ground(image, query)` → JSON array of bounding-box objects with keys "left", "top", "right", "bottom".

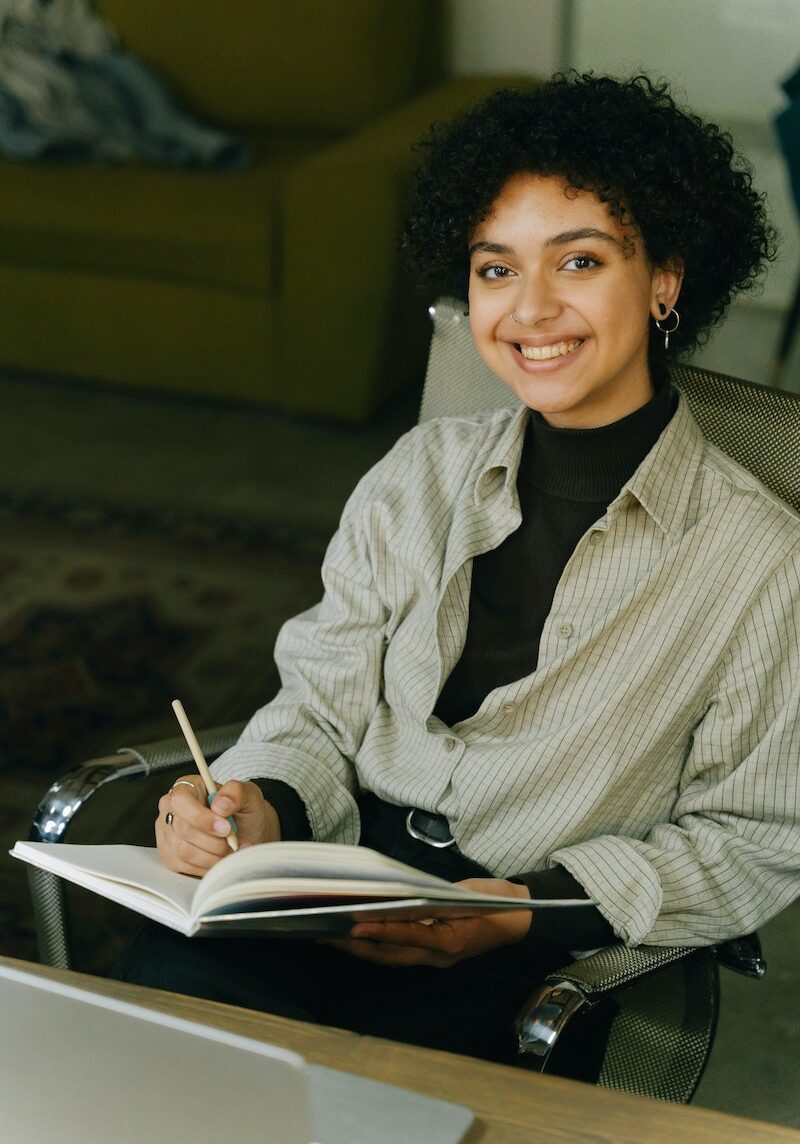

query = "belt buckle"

[{"left": 405, "top": 809, "right": 456, "bottom": 849}]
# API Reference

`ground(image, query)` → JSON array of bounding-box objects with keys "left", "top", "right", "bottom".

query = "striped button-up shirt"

[{"left": 213, "top": 397, "right": 800, "bottom": 946}]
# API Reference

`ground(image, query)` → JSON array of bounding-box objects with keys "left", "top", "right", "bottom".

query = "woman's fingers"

[
  {"left": 167, "top": 810, "right": 230, "bottom": 858},
  {"left": 155, "top": 775, "right": 277, "bottom": 872},
  {"left": 328, "top": 936, "right": 455, "bottom": 968},
  {"left": 350, "top": 919, "right": 456, "bottom": 948},
  {"left": 155, "top": 776, "right": 229, "bottom": 874}
]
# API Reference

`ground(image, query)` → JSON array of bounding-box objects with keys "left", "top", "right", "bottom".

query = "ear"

[{"left": 650, "top": 259, "right": 684, "bottom": 320}]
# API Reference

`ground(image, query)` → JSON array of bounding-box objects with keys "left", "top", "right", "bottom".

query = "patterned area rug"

[{"left": 0, "top": 484, "right": 329, "bottom": 968}]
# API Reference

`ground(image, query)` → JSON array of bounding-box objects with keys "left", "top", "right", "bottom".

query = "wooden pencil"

[{"left": 171, "top": 699, "right": 238, "bottom": 852}]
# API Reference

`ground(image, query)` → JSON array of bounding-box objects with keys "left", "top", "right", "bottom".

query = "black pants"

[{"left": 112, "top": 796, "right": 612, "bottom": 1078}]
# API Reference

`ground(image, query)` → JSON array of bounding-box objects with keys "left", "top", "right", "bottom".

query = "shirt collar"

[
  {"left": 471, "top": 392, "right": 706, "bottom": 540},
  {"left": 474, "top": 403, "right": 529, "bottom": 506},
  {"left": 618, "top": 393, "right": 706, "bottom": 539},
  {"left": 522, "top": 380, "right": 676, "bottom": 503}
]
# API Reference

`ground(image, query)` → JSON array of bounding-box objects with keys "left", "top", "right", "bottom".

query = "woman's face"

[{"left": 467, "top": 173, "right": 682, "bottom": 429}]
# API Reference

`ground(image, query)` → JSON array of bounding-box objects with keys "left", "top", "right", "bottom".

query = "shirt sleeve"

[
  {"left": 511, "top": 866, "right": 617, "bottom": 952},
  {"left": 253, "top": 779, "right": 312, "bottom": 841},
  {"left": 549, "top": 550, "right": 800, "bottom": 946},
  {"left": 209, "top": 445, "right": 403, "bottom": 845}
]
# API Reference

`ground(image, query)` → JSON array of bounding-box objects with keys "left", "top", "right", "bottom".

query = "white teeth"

[{"left": 519, "top": 339, "right": 583, "bottom": 361}]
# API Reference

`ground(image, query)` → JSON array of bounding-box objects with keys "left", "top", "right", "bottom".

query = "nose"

[{"left": 510, "top": 272, "right": 561, "bottom": 327}]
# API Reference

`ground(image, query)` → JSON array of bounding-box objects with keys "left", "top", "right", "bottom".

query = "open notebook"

[
  {"left": 11, "top": 839, "right": 592, "bottom": 938},
  {"left": 0, "top": 962, "right": 473, "bottom": 1144}
]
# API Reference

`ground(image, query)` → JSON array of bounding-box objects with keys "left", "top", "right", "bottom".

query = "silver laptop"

[{"left": 0, "top": 962, "right": 473, "bottom": 1144}]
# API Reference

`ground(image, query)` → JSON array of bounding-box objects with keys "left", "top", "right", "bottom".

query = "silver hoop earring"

[{"left": 655, "top": 307, "right": 680, "bottom": 350}]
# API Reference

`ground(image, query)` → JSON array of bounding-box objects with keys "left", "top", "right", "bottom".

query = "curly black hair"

[{"left": 402, "top": 73, "right": 776, "bottom": 360}]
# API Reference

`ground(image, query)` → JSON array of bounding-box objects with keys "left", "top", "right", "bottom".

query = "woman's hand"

[
  {"left": 155, "top": 776, "right": 280, "bottom": 876},
  {"left": 329, "top": 877, "right": 533, "bottom": 968}
]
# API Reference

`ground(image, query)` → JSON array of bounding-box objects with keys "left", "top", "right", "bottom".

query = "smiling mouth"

[{"left": 518, "top": 339, "right": 584, "bottom": 361}]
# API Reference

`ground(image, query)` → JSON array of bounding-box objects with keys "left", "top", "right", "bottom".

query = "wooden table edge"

[{"left": 5, "top": 955, "right": 798, "bottom": 1144}]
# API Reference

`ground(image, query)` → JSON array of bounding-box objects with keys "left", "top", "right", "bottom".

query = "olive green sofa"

[{"left": 0, "top": 0, "right": 527, "bottom": 420}]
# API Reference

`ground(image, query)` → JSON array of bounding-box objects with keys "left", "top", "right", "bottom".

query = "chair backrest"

[
  {"left": 421, "top": 298, "right": 788, "bottom": 1101},
  {"left": 422, "top": 297, "right": 800, "bottom": 514}
]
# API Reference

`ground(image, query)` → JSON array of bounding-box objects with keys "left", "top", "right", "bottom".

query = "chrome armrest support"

[
  {"left": 30, "top": 751, "right": 143, "bottom": 844},
  {"left": 27, "top": 723, "right": 246, "bottom": 968},
  {"left": 716, "top": 933, "right": 767, "bottom": 979},
  {"left": 514, "top": 936, "right": 766, "bottom": 1072},
  {"left": 514, "top": 942, "right": 696, "bottom": 1070},
  {"left": 516, "top": 980, "right": 588, "bottom": 1067},
  {"left": 29, "top": 723, "right": 246, "bottom": 845},
  {"left": 28, "top": 751, "right": 153, "bottom": 967}
]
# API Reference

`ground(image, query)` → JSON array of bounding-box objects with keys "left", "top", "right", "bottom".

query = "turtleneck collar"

[{"left": 519, "top": 380, "right": 678, "bottom": 503}]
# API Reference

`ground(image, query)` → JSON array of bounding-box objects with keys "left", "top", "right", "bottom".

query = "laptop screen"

[{"left": 0, "top": 962, "right": 473, "bottom": 1144}]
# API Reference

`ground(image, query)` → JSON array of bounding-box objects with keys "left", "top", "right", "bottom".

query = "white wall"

[
  {"left": 448, "top": 0, "right": 800, "bottom": 120},
  {"left": 447, "top": 0, "right": 563, "bottom": 76},
  {"left": 571, "top": 0, "right": 800, "bottom": 312},
  {"left": 571, "top": 0, "right": 800, "bottom": 123}
]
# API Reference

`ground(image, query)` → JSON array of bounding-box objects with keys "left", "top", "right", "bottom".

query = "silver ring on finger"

[
  {"left": 165, "top": 812, "right": 174, "bottom": 827},
  {"left": 170, "top": 780, "right": 197, "bottom": 794}
]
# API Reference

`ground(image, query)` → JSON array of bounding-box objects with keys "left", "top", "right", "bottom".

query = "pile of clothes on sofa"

[{"left": 0, "top": 0, "right": 247, "bottom": 167}]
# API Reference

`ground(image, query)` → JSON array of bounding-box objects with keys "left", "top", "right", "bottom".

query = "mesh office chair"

[{"left": 30, "top": 297, "right": 795, "bottom": 1102}]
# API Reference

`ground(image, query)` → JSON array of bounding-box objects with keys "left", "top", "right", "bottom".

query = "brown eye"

[
  {"left": 477, "top": 264, "right": 514, "bottom": 280},
  {"left": 563, "top": 254, "right": 600, "bottom": 271}
]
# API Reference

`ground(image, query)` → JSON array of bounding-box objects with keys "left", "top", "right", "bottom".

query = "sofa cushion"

[{"left": 0, "top": 135, "right": 326, "bottom": 293}]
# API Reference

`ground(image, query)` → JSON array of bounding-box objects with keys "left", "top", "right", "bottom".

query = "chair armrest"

[
  {"left": 516, "top": 943, "right": 722, "bottom": 1100},
  {"left": 716, "top": 932, "right": 767, "bottom": 978},
  {"left": 27, "top": 722, "right": 245, "bottom": 969},
  {"left": 544, "top": 942, "right": 696, "bottom": 1000},
  {"left": 30, "top": 723, "right": 246, "bottom": 844},
  {"left": 515, "top": 943, "right": 694, "bottom": 1066}
]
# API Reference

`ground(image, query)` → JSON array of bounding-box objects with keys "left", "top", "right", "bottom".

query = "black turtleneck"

[{"left": 435, "top": 381, "right": 677, "bottom": 727}]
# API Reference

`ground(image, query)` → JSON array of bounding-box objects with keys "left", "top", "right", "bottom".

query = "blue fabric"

[
  {"left": 0, "top": 3, "right": 248, "bottom": 168},
  {"left": 775, "top": 63, "right": 800, "bottom": 211}
]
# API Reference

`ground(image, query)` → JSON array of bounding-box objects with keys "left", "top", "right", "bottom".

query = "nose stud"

[{"left": 511, "top": 310, "right": 523, "bottom": 324}]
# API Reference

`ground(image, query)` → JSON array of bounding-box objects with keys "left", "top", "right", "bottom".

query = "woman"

[{"left": 115, "top": 74, "right": 798, "bottom": 1074}]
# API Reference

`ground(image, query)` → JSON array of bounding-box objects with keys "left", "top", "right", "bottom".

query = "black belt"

[
  {"left": 357, "top": 793, "right": 485, "bottom": 881},
  {"left": 405, "top": 807, "right": 456, "bottom": 849}
]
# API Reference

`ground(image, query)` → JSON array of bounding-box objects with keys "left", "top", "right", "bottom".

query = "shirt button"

[
  {"left": 444, "top": 737, "right": 457, "bottom": 752},
  {"left": 558, "top": 623, "right": 573, "bottom": 638},
  {"left": 502, "top": 703, "right": 514, "bottom": 713},
  {"left": 590, "top": 532, "right": 602, "bottom": 545}
]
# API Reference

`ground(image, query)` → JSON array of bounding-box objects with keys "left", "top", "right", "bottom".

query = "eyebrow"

[{"left": 468, "top": 228, "right": 621, "bottom": 258}]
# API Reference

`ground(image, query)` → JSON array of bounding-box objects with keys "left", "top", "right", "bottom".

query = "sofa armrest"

[
  {"left": 291, "top": 74, "right": 537, "bottom": 172},
  {"left": 279, "top": 75, "right": 538, "bottom": 421}
]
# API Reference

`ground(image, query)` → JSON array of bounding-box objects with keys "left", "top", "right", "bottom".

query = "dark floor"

[{"left": 1, "top": 363, "right": 798, "bottom": 1130}]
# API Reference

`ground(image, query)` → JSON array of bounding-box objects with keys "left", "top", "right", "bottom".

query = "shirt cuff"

[
  {"left": 510, "top": 865, "right": 618, "bottom": 952},
  {"left": 252, "top": 778, "right": 312, "bottom": 842}
]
